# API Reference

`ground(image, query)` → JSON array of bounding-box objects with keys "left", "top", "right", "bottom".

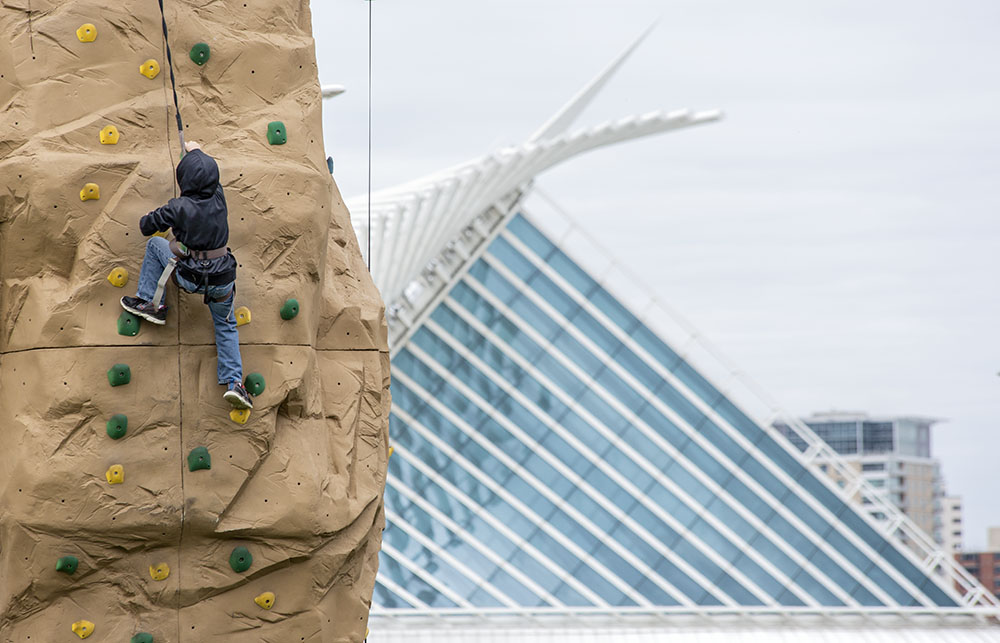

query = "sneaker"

[
  {"left": 223, "top": 382, "right": 253, "bottom": 410},
  {"left": 121, "top": 296, "right": 168, "bottom": 325}
]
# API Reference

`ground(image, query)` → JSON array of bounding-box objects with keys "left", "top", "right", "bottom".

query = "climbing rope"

[
  {"left": 26, "top": 0, "right": 34, "bottom": 54},
  {"left": 367, "top": 0, "right": 373, "bottom": 272},
  {"left": 156, "top": 0, "right": 185, "bottom": 157}
]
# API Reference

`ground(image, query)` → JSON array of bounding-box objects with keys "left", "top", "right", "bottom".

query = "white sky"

[{"left": 312, "top": 1, "right": 1000, "bottom": 550}]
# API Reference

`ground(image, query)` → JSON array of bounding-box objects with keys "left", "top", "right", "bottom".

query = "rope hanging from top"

[
  {"left": 367, "top": 0, "right": 373, "bottom": 272},
  {"left": 156, "top": 0, "right": 186, "bottom": 158}
]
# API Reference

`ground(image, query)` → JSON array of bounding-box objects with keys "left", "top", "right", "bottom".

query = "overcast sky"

[{"left": 311, "top": 1, "right": 1000, "bottom": 550}]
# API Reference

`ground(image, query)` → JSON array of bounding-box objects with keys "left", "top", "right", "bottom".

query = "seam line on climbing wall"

[
  {"left": 0, "top": 343, "right": 387, "bottom": 356},
  {"left": 151, "top": 0, "right": 187, "bottom": 636}
]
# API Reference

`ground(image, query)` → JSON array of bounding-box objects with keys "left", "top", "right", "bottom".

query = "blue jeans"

[{"left": 136, "top": 236, "right": 243, "bottom": 385}]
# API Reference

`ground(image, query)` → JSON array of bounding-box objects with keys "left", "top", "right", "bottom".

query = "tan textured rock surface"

[{"left": 0, "top": 1, "right": 388, "bottom": 641}]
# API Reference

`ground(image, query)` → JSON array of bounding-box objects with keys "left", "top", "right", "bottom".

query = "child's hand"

[{"left": 184, "top": 141, "right": 202, "bottom": 152}]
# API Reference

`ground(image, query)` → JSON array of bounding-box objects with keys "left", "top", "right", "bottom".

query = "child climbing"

[{"left": 120, "top": 141, "right": 253, "bottom": 410}]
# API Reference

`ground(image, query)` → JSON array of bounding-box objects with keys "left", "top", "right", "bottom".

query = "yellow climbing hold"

[
  {"left": 152, "top": 230, "right": 169, "bottom": 238},
  {"left": 149, "top": 562, "right": 170, "bottom": 581},
  {"left": 139, "top": 59, "right": 160, "bottom": 79},
  {"left": 254, "top": 591, "right": 276, "bottom": 610},
  {"left": 100, "top": 125, "right": 119, "bottom": 145},
  {"left": 105, "top": 464, "right": 124, "bottom": 484},
  {"left": 230, "top": 408, "right": 251, "bottom": 425},
  {"left": 389, "top": 445, "right": 394, "bottom": 458},
  {"left": 76, "top": 23, "right": 97, "bottom": 43},
  {"left": 71, "top": 620, "right": 95, "bottom": 639},
  {"left": 235, "top": 306, "right": 251, "bottom": 327},
  {"left": 80, "top": 183, "right": 100, "bottom": 201},
  {"left": 107, "top": 267, "right": 129, "bottom": 288}
]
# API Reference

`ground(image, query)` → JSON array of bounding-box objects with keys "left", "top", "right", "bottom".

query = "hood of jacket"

[{"left": 176, "top": 149, "right": 220, "bottom": 199}]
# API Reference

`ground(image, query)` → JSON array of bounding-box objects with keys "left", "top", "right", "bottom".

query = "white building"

[{"left": 332, "top": 33, "right": 1000, "bottom": 643}]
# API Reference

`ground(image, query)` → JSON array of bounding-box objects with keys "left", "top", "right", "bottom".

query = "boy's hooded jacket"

[{"left": 139, "top": 149, "right": 237, "bottom": 286}]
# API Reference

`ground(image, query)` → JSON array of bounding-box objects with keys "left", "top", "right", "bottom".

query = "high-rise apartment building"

[
  {"left": 775, "top": 412, "right": 945, "bottom": 546},
  {"left": 942, "top": 496, "right": 964, "bottom": 554}
]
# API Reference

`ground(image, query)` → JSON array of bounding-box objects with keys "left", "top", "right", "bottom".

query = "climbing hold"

[
  {"left": 99, "top": 125, "right": 119, "bottom": 145},
  {"left": 117, "top": 311, "right": 141, "bottom": 337},
  {"left": 79, "top": 183, "right": 100, "bottom": 201},
  {"left": 76, "top": 23, "right": 97, "bottom": 42},
  {"left": 280, "top": 298, "right": 299, "bottom": 320},
  {"left": 71, "top": 620, "right": 95, "bottom": 639},
  {"left": 107, "top": 363, "right": 131, "bottom": 387},
  {"left": 139, "top": 59, "right": 160, "bottom": 79},
  {"left": 235, "top": 305, "right": 251, "bottom": 327},
  {"left": 55, "top": 556, "right": 79, "bottom": 575},
  {"left": 105, "top": 464, "right": 124, "bottom": 484},
  {"left": 388, "top": 445, "right": 394, "bottom": 458},
  {"left": 229, "top": 408, "right": 250, "bottom": 425},
  {"left": 244, "top": 373, "right": 265, "bottom": 396},
  {"left": 187, "top": 446, "right": 211, "bottom": 472},
  {"left": 326, "top": 156, "right": 334, "bottom": 174},
  {"left": 266, "top": 121, "right": 287, "bottom": 145},
  {"left": 189, "top": 42, "right": 210, "bottom": 65},
  {"left": 229, "top": 546, "right": 253, "bottom": 573},
  {"left": 107, "top": 267, "right": 129, "bottom": 287},
  {"left": 152, "top": 230, "right": 168, "bottom": 238},
  {"left": 148, "top": 562, "right": 170, "bottom": 581},
  {"left": 254, "top": 591, "right": 276, "bottom": 609},
  {"left": 106, "top": 413, "right": 128, "bottom": 440},
  {"left": 131, "top": 634, "right": 154, "bottom": 643}
]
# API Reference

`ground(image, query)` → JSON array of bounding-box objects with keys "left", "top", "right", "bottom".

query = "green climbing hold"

[
  {"left": 117, "top": 311, "right": 141, "bottom": 337},
  {"left": 107, "top": 364, "right": 131, "bottom": 387},
  {"left": 229, "top": 546, "right": 252, "bottom": 573},
  {"left": 266, "top": 121, "right": 287, "bottom": 145},
  {"left": 106, "top": 413, "right": 128, "bottom": 440},
  {"left": 187, "top": 446, "right": 211, "bottom": 472},
  {"left": 189, "top": 42, "right": 210, "bottom": 65},
  {"left": 56, "top": 556, "right": 79, "bottom": 575},
  {"left": 244, "top": 373, "right": 265, "bottom": 396},
  {"left": 130, "top": 634, "right": 154, "bottom": 643},
  {"left": 280, "top": 298, "right": 299, "bottom": 320}
]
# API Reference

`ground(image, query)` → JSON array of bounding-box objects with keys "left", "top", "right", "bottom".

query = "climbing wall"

[{"left": 0, "top": 1, "right": 389, "bottom": 641}]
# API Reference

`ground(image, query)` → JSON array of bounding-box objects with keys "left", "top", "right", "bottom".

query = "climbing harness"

[
  {"left": 150, "top": 258, "right": 176, "bottom": 309},
  {"left": 150, "top": 241, "right": 232, "bottom": 307}
]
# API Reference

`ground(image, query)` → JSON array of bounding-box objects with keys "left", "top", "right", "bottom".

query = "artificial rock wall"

[{"left": 0, "top": 1, "right": 389, "bottom": 641}]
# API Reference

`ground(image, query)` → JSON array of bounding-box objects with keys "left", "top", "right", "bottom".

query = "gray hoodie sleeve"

[{"left": 139, "top": 199, "right": 180, "bottom": 236}]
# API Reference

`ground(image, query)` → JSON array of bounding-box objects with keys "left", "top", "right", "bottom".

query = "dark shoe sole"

[
  {"left": 120, "top": 297, "right": 167, "bottom": 326},
  {"left": 223, "top": 390, "right": 253, "bottom": 410}
]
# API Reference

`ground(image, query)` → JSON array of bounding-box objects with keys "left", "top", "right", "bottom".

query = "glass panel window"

[
  {"left": 508, "top": 213, "right": 556, "bottom": 259},
  {"left": 862, "top": 422, "right": 895, "bottom": 455}
]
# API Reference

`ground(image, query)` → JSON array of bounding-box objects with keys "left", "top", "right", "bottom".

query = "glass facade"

[{"left": 375, "top": 213, "right": 959, "bottom": 610}]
